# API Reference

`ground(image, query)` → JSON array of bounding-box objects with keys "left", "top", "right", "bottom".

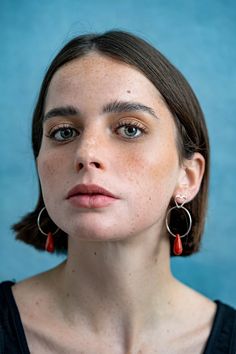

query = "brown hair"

[{"left": 12, "top": 30, "right": 210, "bottom": 256}]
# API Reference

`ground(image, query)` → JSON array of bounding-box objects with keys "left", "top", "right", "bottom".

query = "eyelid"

[
  {"left": 113, "top": 119, "right": 149, "bottom": 140},
  {"left": 45, "top": 123, "right": 79, "bottom": 142},
  {"left": 114, "top": 118, "right": 149, "bottom": 131},
  {"left": 46, "top": 122, "right": 75, "bottom": 135},
  {"left": 44, "top": 118, "right": 149, "bottom": 141}
]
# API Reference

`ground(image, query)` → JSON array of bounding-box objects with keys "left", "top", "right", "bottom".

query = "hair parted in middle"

[{"left": 13, "top": 30, "right": 210, "bottom": 257}]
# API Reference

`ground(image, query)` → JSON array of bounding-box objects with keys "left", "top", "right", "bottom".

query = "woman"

[{"left": 1, "top": 30, "right": 235, "bottom": 353}]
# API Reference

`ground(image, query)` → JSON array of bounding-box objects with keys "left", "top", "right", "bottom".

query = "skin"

[{"left": 12, "top": 53, "right": 216, "bottom": 354}]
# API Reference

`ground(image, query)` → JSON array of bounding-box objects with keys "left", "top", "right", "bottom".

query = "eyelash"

[
  {"left": 46, "top": 124, "right": 78, "bottom": 142},
  {"left": 114, "top": 120, "right": 148, "bottom": 139},
  {"left": 46, "top": 120, "right": 148, "bottom": 142}
]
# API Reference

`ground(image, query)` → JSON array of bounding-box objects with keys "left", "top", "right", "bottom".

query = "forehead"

[
  {"left": 45, "top": 53, "right": 164, "bottom": 107},
  {"left": 50, "top": 52, "right": 154, "bottom": 86}
]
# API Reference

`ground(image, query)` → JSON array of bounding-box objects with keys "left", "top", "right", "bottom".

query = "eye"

[
  {"left": 115, "top": 122, "right": 147, "bottom": 139},
  {"left": 47, "top": 126, "right": 78, "bottom": 141}
]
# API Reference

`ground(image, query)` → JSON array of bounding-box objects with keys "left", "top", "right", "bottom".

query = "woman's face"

[{"left": 37, "top": 53, "right": 183, "bottom": 242}]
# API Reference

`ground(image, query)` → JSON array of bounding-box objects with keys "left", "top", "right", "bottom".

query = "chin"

[{"left": 66, "top": 219, "right": 139, "bottom": 243}]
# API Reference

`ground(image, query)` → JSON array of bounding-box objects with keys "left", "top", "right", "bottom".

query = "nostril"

[
  {"left": 77, "top": 161, "right": 101, "bottom": 170},
  {"left": 93, "top": 162, "right": 100, "bottom": 168}
]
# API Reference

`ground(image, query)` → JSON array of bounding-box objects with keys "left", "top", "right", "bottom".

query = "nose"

[
  {"left": 77, "top": 160, "right": 102, "bottom": 170},
  {"left": 74, "top": 131, "right": 106, "bottom": 172}
]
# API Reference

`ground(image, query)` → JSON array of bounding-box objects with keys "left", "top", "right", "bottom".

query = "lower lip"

[{"left": 68, "top": 194, "right": 118, "bottom": 208}]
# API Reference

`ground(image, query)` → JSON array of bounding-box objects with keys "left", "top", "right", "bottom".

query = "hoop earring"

[
  {"left": 165, "top": 195, "right": 192, "bottom": 256},
  {"left": 37, "top": 207, "right": 59, "bottom": 253}
]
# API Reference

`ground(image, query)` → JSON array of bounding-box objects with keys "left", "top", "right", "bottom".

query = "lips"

[
  {"left": 66, "top": 184, "right": 117, "bottom": 199},
  {"left": 66, "top": 184, "right": 119, "bottom": 208}
]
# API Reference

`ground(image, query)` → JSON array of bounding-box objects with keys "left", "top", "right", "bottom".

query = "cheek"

[
  {"left": 123, "top": 142, "right": 179, "bottom": 187},
  {"left": 121, "top": 142, "right": 180, "bottom": 217},
  {"left": 37, "top": 151, "right": 68, "bottom": 191}
]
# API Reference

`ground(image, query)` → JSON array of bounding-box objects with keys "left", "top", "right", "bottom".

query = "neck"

[{"left": 54, "top": 231, "right": 178, "bottom": 339}]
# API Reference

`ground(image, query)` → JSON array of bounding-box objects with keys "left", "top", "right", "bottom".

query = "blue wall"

[{"left": 1, "top": 0, "right": 236, "bottom": 307}]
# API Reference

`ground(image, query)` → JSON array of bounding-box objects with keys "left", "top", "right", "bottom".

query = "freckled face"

[{"left": 37, "top": 53, "right": 181, "bottom": 242}]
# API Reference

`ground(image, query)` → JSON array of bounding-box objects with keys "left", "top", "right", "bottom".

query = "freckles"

[
  {"left": 119, "top": 141, "right": 178, "bottom": 191},
  {"left": 148, "top": 161, "right": 178, "bottom": 195},
  {"left": 38, "top": 154, "right": 65, "bottom": 181},
  {"left": 39, "top": 159, "right": 56, "bottom": 178},
  {"left": 122, "top": 156, "right": 144, "bottom": 183},
  {"left": 148, "top": 144, "right": 179, "bottom": 178}
]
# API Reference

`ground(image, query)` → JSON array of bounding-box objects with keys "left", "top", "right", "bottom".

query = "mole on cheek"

[{"left": 127, "top": 90, "right": 131, "bottom": 94}]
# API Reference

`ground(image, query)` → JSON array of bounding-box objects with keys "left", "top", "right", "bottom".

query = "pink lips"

[{"left": 66, "top": 184, "right": 119, "bottom": 208}]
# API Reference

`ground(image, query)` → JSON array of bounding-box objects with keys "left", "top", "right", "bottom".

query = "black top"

[{"left": 0, "top": 281, "right": 235, "bottom": 354}]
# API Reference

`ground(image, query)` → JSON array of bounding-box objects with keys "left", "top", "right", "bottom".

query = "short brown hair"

[{"left": 13, "top": 30, "right": 210, "bottom": 256}]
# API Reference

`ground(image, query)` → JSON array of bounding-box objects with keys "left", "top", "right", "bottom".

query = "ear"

[{"left": 174, "top": 153, "right": 205, "bottom": 202}]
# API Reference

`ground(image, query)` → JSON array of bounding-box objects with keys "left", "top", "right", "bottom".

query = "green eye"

[
  {"left": 50, "top": 127, "right": 78, "bottom": 141},
  {"left": 116, "top": 124, "right": 144, "bottom": 139},
  {"left": 119, "top": 125, "right": 142, "bottom": 138}
]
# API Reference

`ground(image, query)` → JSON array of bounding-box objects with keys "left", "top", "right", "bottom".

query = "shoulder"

[
  {"left": 0, "top": 271, "right": 58, "bottom": 354},
  {"left": 204, "top": 299, "right": 236, "bottom": 354},
  {"left": 11, "top": 267, "right": 59, "bottom": 310},
  {"left": 172, "top": 280, "right": 236, "bottom": 353},
  {"left": 10, "top": 267, "right": 61, "bottom": 333}
]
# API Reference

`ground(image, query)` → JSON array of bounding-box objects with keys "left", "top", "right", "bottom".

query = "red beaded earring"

[
  {"left": 37, "top": 207, "right": 59, "bottom": 253},
  {"left": 165, "top": 195, "right": 192, "bottom": 256}
]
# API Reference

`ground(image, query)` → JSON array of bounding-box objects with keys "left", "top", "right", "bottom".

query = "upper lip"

[{"left": 66, "top": 184, "right": 118, "bottom": 199}]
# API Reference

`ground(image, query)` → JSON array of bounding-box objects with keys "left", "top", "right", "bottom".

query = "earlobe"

[{"left": 175, "top": 153, "right": 205, "bottom": 202}]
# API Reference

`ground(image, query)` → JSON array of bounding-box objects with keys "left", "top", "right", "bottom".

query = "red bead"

[
  {"left": 173, "top": 234, "right": 183, "bottom": 256},
  {"left": 45, "top": 232, "right": 54, "bottom": 253}
]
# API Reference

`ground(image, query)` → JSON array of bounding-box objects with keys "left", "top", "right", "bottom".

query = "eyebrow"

[
  {"left": 43, "top": 106, "right": 80, "bottom": 122},
  {"left": 43, "top": 100, "right": 159, "bottom": 122},
  {"left": 102, "top": 100, "right": 158, "bottom": 119}
]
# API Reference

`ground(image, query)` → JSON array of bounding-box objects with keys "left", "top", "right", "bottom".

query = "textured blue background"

[{"left": 1, "top": 0, "right": 236, "bottom": 307}]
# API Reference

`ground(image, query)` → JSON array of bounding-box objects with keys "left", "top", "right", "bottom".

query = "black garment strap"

[
  {"left": 0, "top": 281, "right": 30, "bottom": 354},
  {"left": 230, "top": 307, "right": 236, "bottom": 353},
  {"left": 0, "top": 318, "right": 5, "bottom": 354},
  {"left": 204, "top": 300, "right": 236, "bottom": 354}
]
